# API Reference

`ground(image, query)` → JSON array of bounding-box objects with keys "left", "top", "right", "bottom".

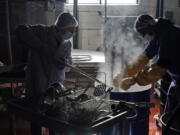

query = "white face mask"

[{"left": 144, "top": 34, "right": 154, "bottom": 41}]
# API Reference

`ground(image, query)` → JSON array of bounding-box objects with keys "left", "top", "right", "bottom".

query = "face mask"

[
  {"left": 63, "top": 32, "right": 73, "bottom": 40},
  {"left": 144, "top": 34, "right": 154, "bottom": 41}
]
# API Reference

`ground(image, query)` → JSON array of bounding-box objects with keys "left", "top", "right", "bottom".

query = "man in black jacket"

[{"left": 113, "top": 14, "right": 180, "bottom": 135}]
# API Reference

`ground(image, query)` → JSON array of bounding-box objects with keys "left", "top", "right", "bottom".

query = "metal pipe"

[
  {"left": 156, "top": 0, "right": 164, "bottom": 18},
  {"left": 66, "top": 62, "right": 105, "bottom": 84},
  {"left": 6, "top": 0, "right": 12, "bottom": 64},
  {"left": 99, "top": 0, "right": 102, "bottom": 4},
  {"left": 65, "top": 62, "right": 114, "bottom": 93},
  {"left": 104, "top": 0, "right": 107, "bottom": 23},
  {"left": 156, "top": 0, "right": 160, "bottom": 18},
  {"left": 159, "top": 0, "right": 164, "bottom": 17},
  {"left": 73, "top": 0, "right": 79, "bottom": 49}
]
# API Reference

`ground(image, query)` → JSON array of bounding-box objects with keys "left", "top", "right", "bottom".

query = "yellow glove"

[
  {"left": 119, "top": 77, "right": 136, "bottom": 90},
  {"left": 113, "top": 54, "right": 149, "bottom": 88},
  {"left": 134, "top": 64, "right": 166, "bottom": 86},
  {"left": 112, "top": 73, "right": 123, "bottom": 87},
  {"left": 121, "top": 54, "right": 149, "bottom": 78}
]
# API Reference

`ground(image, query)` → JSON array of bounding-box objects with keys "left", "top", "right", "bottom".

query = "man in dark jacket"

[
  {"left": 113, "top": 14, "right": 180, "bottom": 135},
  {"left": 15, "top": 12, "right": 78, "bottom": 135}
]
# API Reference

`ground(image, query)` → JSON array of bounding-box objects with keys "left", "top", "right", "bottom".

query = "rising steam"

[{"left": 96, "top": 16, "right": 150, "bottom": 92}]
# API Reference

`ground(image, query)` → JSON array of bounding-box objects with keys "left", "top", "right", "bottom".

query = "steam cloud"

[{"left": 96, "top": 16, "right": 148, "bottom": 92}]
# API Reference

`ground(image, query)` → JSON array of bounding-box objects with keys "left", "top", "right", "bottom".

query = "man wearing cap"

[
  {"left": 113, "top": 14, "right": 180, "bottom": 134},
  {"left": 15, "top": 12, "right": 78, "bottom": 135}
]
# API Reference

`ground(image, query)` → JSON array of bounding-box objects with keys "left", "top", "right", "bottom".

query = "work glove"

[
  {"left": 112, "top": 73, "right": 123, "bottom": 87},
  {"left": 119, "top": 77, "right": 136, "bottom": 90},
  {"left": 118, "top": 54, "right": 150, "bottom": 78},
  {"left": 134, "top": 64, "right": 166, "bottom": 86},
  {"left": 113, "top": 54, "right": 149, "bottom": 87},
  {"left": 120, "top": 64, "right": 166, "bottom": 90}
]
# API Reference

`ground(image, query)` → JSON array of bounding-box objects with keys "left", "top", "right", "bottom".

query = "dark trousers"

[
  {"left": 163, "top": 85, "right": 180, "bottom": 135},
  {"left": 31, "top": 122, "right": 42, "bottom": 135}
]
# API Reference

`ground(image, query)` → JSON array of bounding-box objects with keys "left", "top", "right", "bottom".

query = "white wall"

[{"left": 66, "top": 0, "right": 180, "bottom": 50}]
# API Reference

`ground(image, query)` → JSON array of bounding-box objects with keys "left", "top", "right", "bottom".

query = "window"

[
  {"left": 102, "top": 0, "right": 138, "bottom": 4},
  {"left": 68, "top": 0, "right": 100, "bottom": 4},
  {"left": 68, "top": 0, "right": 138, "bottom": 5}
]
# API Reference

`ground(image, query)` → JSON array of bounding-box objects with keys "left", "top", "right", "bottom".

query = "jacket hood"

[{"left": 155, "top": 18, "right": 173, "bottom": 35}]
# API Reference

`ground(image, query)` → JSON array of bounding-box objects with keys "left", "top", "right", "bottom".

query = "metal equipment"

[
  {"left": 37, "top": 64, "right": 114, "bottom": 124},
  {"left": 1, "top": 63, "right": 154, "bottom": 134},
  {"left": 36, "top": 62, "right": 154, "bottom": 130}
]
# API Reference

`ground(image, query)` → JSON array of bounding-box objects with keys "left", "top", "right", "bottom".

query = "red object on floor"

[{"left": 149, "top": 96, "right": 162, "bottom": 135}]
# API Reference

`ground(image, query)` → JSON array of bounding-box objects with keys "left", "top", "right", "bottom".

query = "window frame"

[{"left": 67, "top": 0, "right": 139, "bottom": 5}]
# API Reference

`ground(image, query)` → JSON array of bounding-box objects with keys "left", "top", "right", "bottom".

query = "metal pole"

[
  {"left": 156, "top": 0, "right": 164, "bottom": 18},
  {"left": 6, "top": 0, "right": 12, "bottom": 64},
  {"left": 66, "top": 62, "right": 105, "bottom": 84},
  {"left": 160, "top": 0, "right": 164, "bottom": 17},
  {"left": 5, "top": 0, "right": 12, "bottom": 63},
  {"left": 104, "top": 0, "right": 107, "bottom": 23},
  {"left": 73, "top": 0, "right": 79, "bottom": 49},
  {"left": 156, "top": 0, "right": 160, "bottom": 18}
]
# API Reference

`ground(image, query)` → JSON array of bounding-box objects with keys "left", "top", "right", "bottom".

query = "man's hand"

[{"left": 119, "top": 77, "right": 136, "bottom": 90}]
